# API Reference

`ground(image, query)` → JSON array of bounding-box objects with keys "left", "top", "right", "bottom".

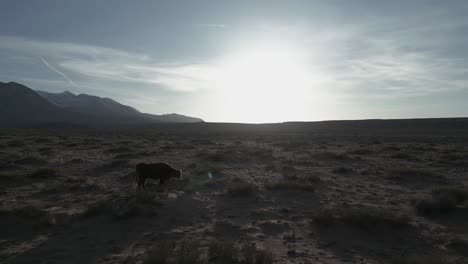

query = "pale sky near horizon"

[{"left": 1, "top": 0, "right": 468, "bottom": 123}]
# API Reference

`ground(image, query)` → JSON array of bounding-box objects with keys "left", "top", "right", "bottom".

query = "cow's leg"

[
  {"left": 154, "top": 178, "right": 165, "bottom": 192},
  {"left": 142, "top": 178, "right": 147, "bottom": 190},
  {"left": 136, "top": 177, "right": 141, "bottom": 191},
  {"left": 137, "top": 177, "right": 146, "bottom": 191}
]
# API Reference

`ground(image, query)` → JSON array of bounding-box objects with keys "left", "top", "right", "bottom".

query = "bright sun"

[{"left": 209, "top": 46, "right": 325, "bottom": 123}]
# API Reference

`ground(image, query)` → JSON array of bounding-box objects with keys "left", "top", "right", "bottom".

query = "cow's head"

[{"left": 172, "top": 169, "right": 183, "bottom": 181}]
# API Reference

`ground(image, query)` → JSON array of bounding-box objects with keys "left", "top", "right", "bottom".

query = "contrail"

[{"left": 40, "top": 56, "right": 79, "bottom": 89}]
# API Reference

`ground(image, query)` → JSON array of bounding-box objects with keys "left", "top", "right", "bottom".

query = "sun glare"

[{"left": 209, "top": 46, "right": 325, "bottom": 123}]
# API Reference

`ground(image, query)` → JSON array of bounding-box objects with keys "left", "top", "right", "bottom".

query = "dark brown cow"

[{"left": 135, "top": 162, "right": 182, "bottom": 190}]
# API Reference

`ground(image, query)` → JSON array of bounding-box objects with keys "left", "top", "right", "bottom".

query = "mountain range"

[{"left": 0, "top": 82, "right": 203, "bottom": 127}]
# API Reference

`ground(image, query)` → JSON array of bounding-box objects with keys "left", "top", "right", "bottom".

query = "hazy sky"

[{"left": 1, "top": 0, "right": 468, "bottom": 122}]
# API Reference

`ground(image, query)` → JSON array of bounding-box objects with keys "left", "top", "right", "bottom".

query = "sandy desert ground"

[{"left": 1, "top": 122, "right": 468, "bottom": 264}]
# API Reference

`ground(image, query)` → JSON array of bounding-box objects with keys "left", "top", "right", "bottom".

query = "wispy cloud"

[
  {"left": 1, "top": 22, "right": 468, "bottom": 115},
  {"left": 195, "top": 23, "right": 227, "bottom": 28},
  {"left": 1, "top": 30, "right": 468, "bottom": 100},
  {"left": 0, "top": 36, "right": 207, "bottom": 92},
  {"left": 40, "top": 56, "right": 80, "bottom": 89}
]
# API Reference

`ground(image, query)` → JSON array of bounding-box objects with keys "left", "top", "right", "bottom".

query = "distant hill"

[
  {"left": 0, "top": 82, "right": 92, "bottom": 127},
  {"left": 0, "top": 82, "right": 203, "bottom": 127},
  {"left": 143, "top": 113, "right": 205, "bottom": 123},
  {"left": 36, "top": 90, "right": 203, "bottom": 123},
  {"left": 36, "top": 90, "right": 144, "bottom": 119}
]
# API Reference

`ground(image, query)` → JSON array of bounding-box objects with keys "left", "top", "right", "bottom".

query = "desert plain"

[{"left": 1, "top": 120, "right": 468, "bottom": 264}]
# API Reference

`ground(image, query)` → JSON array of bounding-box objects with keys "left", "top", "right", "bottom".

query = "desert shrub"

[
  {"left": 190, "top": 139, "right": 215, "bottom": 145},
  {"left": 332, "top": 166, "right": 354, "bottom": 174},
  {"left": 349, "top": 148, "right": 374, "bottom": 155},
  {"left": 386, "top": 168, "right": 446, "bottom": 183},
  {"left": 39, "top": 147, "right": 53, "bottom": 153},
  {"left": 0, "top": 170, "right": 25, "bottom": 182},
  {"left": 15, "top": 156, "right": 47, "bottom": 165},
  {"left": 82, "top": 201, "right": 108, "bottom": 218},
  {"left": 0, "top": 151, "right": 21, "bottom": 162},
  {"left": 312, "top": 151, "right": 353, "bottom": 161},
  {"left": 432, "top": 187, "right": 468, "bottom": 203},
  {"left": 143, "top": 240, "right": 203, "bottom": 264},
  {"left": 205, "top": 146, "right": 274, "bottom": 163},
  {"left": 114, "top": 153, "right": 139, "bottom": 159},
  {"left": 391, "top": 255, "right": 451, "bottom": 264},
  {"left": 33, "top": 137, "right": 51, "bottom": 143},
  {"left": 415, "top": 197, "right": 457, "bottom": 216},
  {"left": 265, "top": 181, "right": 315, "bottom": 192},
  {"left": 227, "top": 181, "right": 257, "bottom": 197},
  {"left": 304, "top": 174, "right": 321, "bottom": 183},
  {"left": 193, "top": 166, "right": 222, "bottom": 178},
  {"left": 415, "top": 187, "right": 468, "bottom": 216},
  {"left": 82, "top": 196, "right": 142, "bottom": 219},
  {"left": 383, "top": 146, "right": 401, "bottom": 151},
  {"left": 110, "top": 159, "right": 130, "bottom": 167},
  {"left": 390, "top": 152, "right": 419, "bottom": 161},
  {"left": 0, "top": 204, "right": 50, "bottom": 227},
  {"left": 0, "top": 204, "right": 44, "bottom": 218},
  {"left": 447, "top": 237, "right": 468, "bottom": 256},
  {"left": 143, "top": 240, "right": 272, "bottom": 264},
  {"left": 438, "top": 153, "right": 467, "bottom": 166},
  {"left": 281, "top": 166, "right": 320, "bottom": 183},
  {"left": 240, "top": 244, "right": 273, "bottom": 264},
  {"left": 205, "top": 151, "right": 228, "bottom": 162},
  {"left": 107, "top": 146, "right": 132, "bottom": 153},
  {"left": 28, "top": 168, "right": 57, "bottom": 178},
  {"left": 263, "top": 164, "right": 276, "bottom": 172},
  {"left": 110, "top": 198, "right": 140, "bottom": 219},
  {"left": 208, "top": 241, "right": 237, "bottom": 263},
  {"left": 314, "top": 207, "right": 411, "bottom": 229},
  {"left": 281, "top": 165, "right": 297, "bottom": 175},
  {"left": 202, "top": 178, "right": 225, "bottom": 189},
  {"left": 68, "top": 158, "right": 84, "bottom": 164},
  {"left": 279, "top": 140, "right": 309, "bottom": 151},
  {"left": 6, "top": 140, "right": 24, "bottom": 147},
  {"left": 136, "top": 192, "right": 162, "bottom": 205}
]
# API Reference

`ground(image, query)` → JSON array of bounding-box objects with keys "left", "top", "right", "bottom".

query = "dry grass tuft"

[
  {"left": 431, "top": 187, "right": 468, "bottom": 203},
  {"left": 28, "top": 168, "right": 57, "bottom": 178},
  {"left": 349, "top": 148, "right": 374, "bottom": 155},
  {"left": 312, "top": 151, "right": 353, "bottom": 161},
  {"left": 314, "top": 207, "right": 411, "bottom": 229},
  {"left": 415, "top": 187, "right": 468, "bottom": 216},
  {"left": 333, "top": 166, "right": 354, "bottom": 174},
  {"left": 143, "top": 240, "right": 273, "bottom": 264},
  {"left": 205, "top": 147, "right": 274, "bottom": 163},
  {"left": 390, "top": 152, "right": 419, "bottom": 161},
  {"left": 143, "top": 240, "right": 203, "bottom": 264},
  {"left": 386, "top": 168, "right": 447, "bottom": 183},
  {"left": 265, "top": 181, "right": 315, "bottom": 192},
  {"left": 209, "top": 242, "right": 273, "bottom": 264},
  {"left": 391, "top": 255, "right": 451, "bottom": 264},
  {"left": 15, "top": 156, "right": 47, "bottom": 165},
  {"left": 0, "top": 204, "right": 51, "bottom": 227},
  {"left": 107, "top": 146, "right": 132, "bottom": 153},
  {"left": 82, "top": 201, "right": 109, "bottom": 218},
  {"left": 438, "top": 153, "right": 467, "bottom": 166},
  {"left": 0, "top": 204, "right": 45, "bottom": 218},
  {"left": 227, "top": 180, "right": 257, "bottom": 197},
  {"left": 136, "top": 192, "right": 163, "bottom": 205}
]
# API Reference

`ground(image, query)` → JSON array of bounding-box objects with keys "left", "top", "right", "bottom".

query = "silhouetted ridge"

[{"left": 0, "top": 81, "right": 203, "bottom": 128}]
